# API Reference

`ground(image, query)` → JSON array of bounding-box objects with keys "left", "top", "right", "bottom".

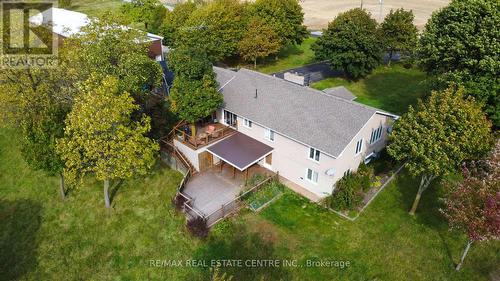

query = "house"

[
  {"left": 28, "top": 8, "right": 165, "bottom": 61},
  {"left": 173, "top": 67, "right": 398, "bottom": 200}
]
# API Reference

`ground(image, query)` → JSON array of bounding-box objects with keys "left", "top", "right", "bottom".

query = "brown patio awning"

[{"left": 207, "top": 132, "right": 273, "bottom": 171}]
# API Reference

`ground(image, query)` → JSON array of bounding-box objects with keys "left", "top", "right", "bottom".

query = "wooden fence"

[
  {"left": 204, "top": 175, "right": 274, "bottom": 227},
  {"left": 162, "top": 135, "right": 279, "bottom": 228}
]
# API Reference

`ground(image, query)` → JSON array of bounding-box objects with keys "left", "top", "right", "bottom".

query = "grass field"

[
  {"left": 311, "top": 64, "right": 431, "bottom": 115},
  {"left": 0, "top": 128, "right": 199, "bottom": 280},
  {"left": 205, "top": 172, "right": 500, "bottom": 281},
  {"left": 64, "top": 0, "right": 122, "bottom": 17},
  {"left": 256, "top": 37, "right": 318, "bottom": 74},
  {"left": 1, "top": 128, "right": 499, "bottom": 280}
]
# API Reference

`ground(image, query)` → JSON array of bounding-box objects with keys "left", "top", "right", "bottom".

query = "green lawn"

[
  {"left": 256, "top": 37, "right": 318, "bottom": 74},
  {"left": 65, "top": 0, "right": 123, "bottom": 17},
  {"left": 0, "top": 128, "right": 199, "bottom": 280},
  {"left": 210, "top": 174, "right": 500, "bottom": 281},
  {"left": 312, "top": 64, "right": 431, "bottom": 115},
  {"left": 1, "top": 128, "right": 499, "bottom": 280}
]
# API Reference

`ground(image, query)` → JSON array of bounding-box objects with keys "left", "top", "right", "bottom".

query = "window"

[
  {"left": 306, "top": 168, "right": 319, "bottom": 183},
  {"left": 264, "top": 128, "right": 275, "bottom": 141},
  {"left": 355, "top": 139, "right": 363, "bottom": 154},
  {"left": 224, "top": 110, "right": 237, "bottom": 127},
  {"left": 244, "top": 119, "right": 252, "bottom": 128},
  {"left": 343, "top": 169, "right": 351, "bottom": 177},
  {"left": 309, "top": 147, "right": 320, "bottom": 162},
  {"left": 370, "top": 125, "right": 383, "bottom": 144}
]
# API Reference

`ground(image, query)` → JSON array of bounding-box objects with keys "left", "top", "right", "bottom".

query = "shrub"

[
  {"left": 246, "top": 173, "right": 266, "bottom": 187},
  {"left": 186, "top": 216, "right": 209, "bottom": 238},
  {"left": 357, "top": 163, "right": 374, "bottom": 191},
  {"left": 331, "top": 175, "right": 363, "bottom": 210},
  {"left": 328, "top": 165, "right": 375, "bottom": 210},
  {"left": 372, "top": 176, "right": 383, "bottom": 188},
  {"left": 372, "top": 148, "right": 398, "bottom": 174}
]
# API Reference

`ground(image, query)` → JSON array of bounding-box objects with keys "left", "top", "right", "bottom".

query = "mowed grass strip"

[
  {"left": 256, "top": 37, "right": 318, "bottom": 74},
  {"left": 312, "top": 64, "right": 431, "bottom": 115}
]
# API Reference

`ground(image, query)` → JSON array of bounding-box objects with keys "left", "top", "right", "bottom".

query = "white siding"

[
  {"left": 224, "top": 110, "right": 393, "bottom": 198},
  {"left": 176, "top": 108, "right": 395, "bottom": 199}
]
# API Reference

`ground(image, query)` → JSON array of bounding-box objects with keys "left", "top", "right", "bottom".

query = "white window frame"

[
  {"left": 223, "top": 110, "right": 237, "bottom": 127},
  {"left": 370, "top": 125, "right": 383, "bottom": 144},
  {"left": 306, "top": 168, "right": 319, "bottom": 184},
  {"left": 343, "top": 169, "right": 351, "bottom": 177},
  {"left": 355, "top": 139, "right": 363, "bottom": 155},
  {"left": 309, "top": 147, "right": 320, "bottom": 162},
  {"left": 264, "top": 128, "right": 275, "bottom": 142},
  {"left": 243, "top": 118, "right": 252, "bottom": 128}
]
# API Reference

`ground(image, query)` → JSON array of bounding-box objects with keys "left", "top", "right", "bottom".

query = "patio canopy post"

[
  {"left": 220, "top": 160, "right": 224, "bottom": 173},
  {"left": 233, "top": 166, "right": 236, "bottom": 178}
]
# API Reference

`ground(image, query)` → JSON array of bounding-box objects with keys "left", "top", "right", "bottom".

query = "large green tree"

[
  {"left": 251, "top": 0, "right": 307, "bottom": 47},
  {"left": 0, "top": 64, "right": 74, "bottom": 200},
  {"left": 418, "top": 0, "right": 500, "bottom": 126},
  {"left": 160, "top": 1, "right": 198, "bottom": 47},
  {"left": 169, "top": 75, "right": 222, "bottom": 126},
  {"left": 168, "top": 46, "right": 223, "bottom": 135},
  {"left": 20, "top": 88, "right": 68, "bottom": 200},
  {"left": 238, "top": 17, "right": 281, "bottom": 68},
  {"left": 388, "top": 86, "right": 492, "bottom": 215},
  {"left": 121, "top": 0, "right": 167, "bottom": 33},
  {"left": 380, "top": 8, "right": 418, "bottom": 66},
  {"left": 64, "top": 15, "right": 163, "bottom": 101},
  {"left": 57, "top": 76, "right": 158, "bottom": 208},
  {"left": 167, "top": 45, "right": 213, "bottom": 80},
  {"left": 177, "top": 0, "right": 247, "bottom": 62},
  {"left": 313, "top": 8, "right": 383, "bottom": 79}
]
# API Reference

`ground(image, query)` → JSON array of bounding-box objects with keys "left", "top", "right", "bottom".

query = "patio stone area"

[{"left": 183, "top": 164, "right": 272, "bottom": 216}]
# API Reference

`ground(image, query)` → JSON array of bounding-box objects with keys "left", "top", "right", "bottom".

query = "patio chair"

[{"left": 206, "top": 125, "right": 216, "bottom": 135}]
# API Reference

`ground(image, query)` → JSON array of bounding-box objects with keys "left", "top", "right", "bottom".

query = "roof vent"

[{"left": 255, "top": 89, "right": 258, "bottom": 99}]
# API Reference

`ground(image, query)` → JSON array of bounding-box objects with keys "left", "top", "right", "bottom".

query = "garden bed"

[
  {"left": 324, "top": 151, "right": 403, "bottom": 220},
  {"left": 244, "top": 180, "right": 284, "bottom": 212}
]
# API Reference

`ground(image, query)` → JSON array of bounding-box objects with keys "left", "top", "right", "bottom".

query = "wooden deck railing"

[
  {"left": 204, "top": 175, "right": 275, "bottom": 227},
  {"left": 174, "top": 125, "right": 235, "bottom": 150}
]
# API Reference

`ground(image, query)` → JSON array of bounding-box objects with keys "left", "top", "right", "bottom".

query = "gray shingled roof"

[
  {"left": 213, "top": 67, "right": 380, "bottom": 157},
  {"left": 323, "top": 86, "right": 357, "bottom": 101}
]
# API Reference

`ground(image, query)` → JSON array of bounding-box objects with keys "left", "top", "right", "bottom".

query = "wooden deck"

[{"left": 174, "top": 123, "right": 236, "bottom": 150}]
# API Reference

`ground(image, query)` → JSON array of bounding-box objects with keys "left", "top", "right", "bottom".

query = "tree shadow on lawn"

[
  {"left": 395, "top": 172, "right": 459, "bottom": 262},
  {"left": 394, "top": 172, "right": 447, "bottom": 229},
  {"left": 187, "top": 221, "right": 291, "bottom": 281},
  {"left": 0, "top": 199, "right": 43, "bottom": 280}
]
